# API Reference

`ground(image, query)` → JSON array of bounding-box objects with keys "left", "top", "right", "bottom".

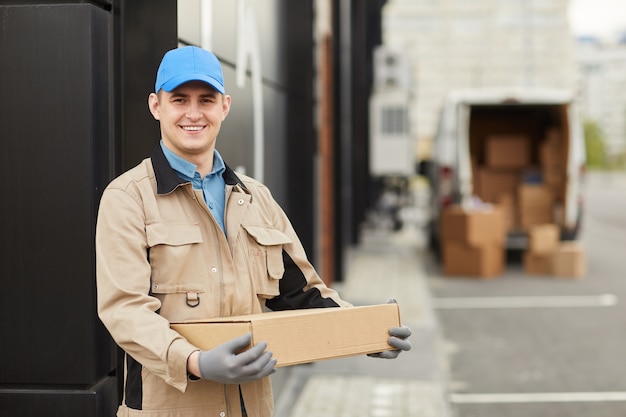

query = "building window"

[{"left": 381, "top": 106, "right": 408, "bottom": 135}]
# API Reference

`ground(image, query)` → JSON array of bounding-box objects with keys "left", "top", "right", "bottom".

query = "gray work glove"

[
  {"left": 368, "top": 298, "right": 412, "bottom": 359},
  {"left": 198, "top": 333, "right": 277, "bottom": 384},
  {"left": 368, "top": 325, "right": 412, "bottom": 359}
]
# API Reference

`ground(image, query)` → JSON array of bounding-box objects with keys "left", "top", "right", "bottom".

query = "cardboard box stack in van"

[
  {"left": 472, "top": 131, "right": 567, "bottom": 233},
  {"left": 473, "top": 134, "right": 533, "bottom": 230},
  {"left": 440, "top": 204, "right": 505, "bottom": 278},
  {"left": 523, "top": 224, "right": 586, "bottom": 278}
]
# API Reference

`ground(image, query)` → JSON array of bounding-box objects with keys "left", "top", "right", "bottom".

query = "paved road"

[
  {"left": 272, "top": 179, "right": 451, "bottom": 417},
  {"left": 427, "top": 171, "right": 626, "bottom": 417}
]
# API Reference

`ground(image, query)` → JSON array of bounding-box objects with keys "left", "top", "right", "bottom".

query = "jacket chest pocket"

[
  {"left": 146, "top": 222, "right": 205, "bottom": 295},
  {"left": 242, "top": 225, "right": 292, "bottom": 298}
]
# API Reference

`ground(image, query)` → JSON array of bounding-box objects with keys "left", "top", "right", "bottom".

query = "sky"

[{"left": 568, "top": 0, "right": 626, "bottom": 41}]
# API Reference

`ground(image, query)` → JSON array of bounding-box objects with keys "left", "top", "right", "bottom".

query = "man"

[{"left": 96, "top": 45, "right": 411, "bottom": 417}]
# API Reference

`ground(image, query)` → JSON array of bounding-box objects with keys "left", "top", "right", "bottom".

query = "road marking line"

[
  {"left": 433, "top": 294, "right": 618, "bottom": 309},
  {"left": 450, "top": 391, "right": 626, "bottom": 404}
]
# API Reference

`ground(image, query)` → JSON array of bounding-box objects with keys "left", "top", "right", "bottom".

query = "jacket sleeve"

[
  {"left": 96, "top": 186, "right": 197, "bottom": 393},
  {"left": 253, "top": 188, "right": 352, "bottom": 311}
]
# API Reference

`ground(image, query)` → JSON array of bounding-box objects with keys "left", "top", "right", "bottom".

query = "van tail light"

[
  {"left": 439, "top": 165, "right": 454, "bottom": 208},
  {"left": 440, "top": 195, "right": 453, "bottom": 208}
]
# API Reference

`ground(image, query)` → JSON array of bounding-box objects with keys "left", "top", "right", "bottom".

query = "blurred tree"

[{"left": 584, "top": 119, "right": 607, "bottom": 169}]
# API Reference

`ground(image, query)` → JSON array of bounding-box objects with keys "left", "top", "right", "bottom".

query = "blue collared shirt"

[{"left": 160, "top": 141, "right": 226, "bottom": 234}]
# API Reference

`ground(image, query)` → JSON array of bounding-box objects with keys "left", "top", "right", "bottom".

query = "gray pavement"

[{"left": 272, "top": 218, "right": 452, "bottom": 417}]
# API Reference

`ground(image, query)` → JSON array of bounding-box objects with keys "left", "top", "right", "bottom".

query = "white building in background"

[
  {"left": 576, "top": 42, "right": 626, "bottom": 156},
  {"left": 381, "top": 0, "right": 577, "bottom": 156}
]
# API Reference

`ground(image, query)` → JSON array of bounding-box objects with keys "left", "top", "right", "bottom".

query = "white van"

[{"left": 426, "top": 87, "right": 586, "bottom": 251}]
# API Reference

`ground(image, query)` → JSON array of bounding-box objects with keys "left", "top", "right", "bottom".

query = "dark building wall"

[
  {"left": 0, "top": 3, "right": 113, "bottom": 385},
  {"left": 351, "top": 0, "right": 387, "bottom": 243},
  {"left": 115, "top": 1, "right": 179, "bottom": 171},
  {"left": 333, "top": 0, "right": 386, "bottom": 274},
  {"left": 0, "top": 1, "right": 176, "bottom": 415},
  {"left": 284, "top": 2, "right": 316, "bottom": 257}
]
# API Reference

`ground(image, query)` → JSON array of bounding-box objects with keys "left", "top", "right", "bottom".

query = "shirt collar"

[
  {"left": 151, "top": 144, "right": 249, "bottom": 195},
  {"left": 159, "top": 140, "right": 226, "bottom": 179}
]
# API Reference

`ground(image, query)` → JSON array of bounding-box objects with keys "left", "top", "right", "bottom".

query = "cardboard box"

[
  {"left": 542, "top": 168, "right": 565, "bottom": 198},
  {"left": 440, "top": 205, "right": 506, "bottom": 246},
  {"left": 545, "top": 127, "right": 562, "bottom": 143},
  {"left": 496, "top": 192, "right": 517, "bottom": 231},
  {"left": 552, "top": 242, "right": 586, "bottom": 278},
  {"left": 485, "top": 135, "right": 531, "bottom": 169},
  {"left": 519, "top": 210, "right": 555, "bottom": 229},
  {"left": 475, "top": 168, "right": 521, "bottom": 204},
  {"left": 471, "top": 157, "right": 480, "bottom": 196},
  {"left": 540, "top": 142, "right": 563, "bottom": 168},
  {"left": 442, "top": 241, "right": 504, "bottom": 278},
  {"left": 528, "top": 224, "right": 560, "bottom": 255},
  {"left": 170, "top": 304, "right": 400, "bottom": 367},
  {"left": 523, "top": 252, "right": 553, "bottom": 275},
  {"left": 518, "top": 184, "right": 555, "bottom": 229},
  {"left": 540, "top": 140, "right": 566, "bottom": 197},
  {"left": 518, "top": 184, "right": 554, "bottom": 209},
  {"left": 553, "top": 203, "right": 565, "bottom": 227}
]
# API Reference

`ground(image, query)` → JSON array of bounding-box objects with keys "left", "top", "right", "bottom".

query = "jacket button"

[
  {"left": 211, "top": 267, "right": 217, "bottom": 273},
  {"left": 238, "top": 199, "right": 244, "bottom": 205},
  {"left": 219, "top": 412, "right": 226, "bottom": 417}
]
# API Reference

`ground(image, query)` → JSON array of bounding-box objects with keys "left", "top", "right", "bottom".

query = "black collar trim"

[{"left": 151, "top": 145, "right": 250, "bottom": 195}]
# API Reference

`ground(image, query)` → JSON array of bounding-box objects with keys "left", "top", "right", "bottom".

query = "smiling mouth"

[{"left": 181, "top": 125, "right": 204, "bottom": 131}]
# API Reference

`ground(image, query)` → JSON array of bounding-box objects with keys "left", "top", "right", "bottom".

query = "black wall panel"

[
  {"left": 116, "top": 0, "right": 179, "bottom": 171},
  {"left": 0, "top": 1, "right": 176, "bottom": 415},
  {"left": 0, "top": 3, "right": 114, "bottom": 386},
  {"left": 284, "top": 1, "right": 316, "bottom": 253},
  {"left": 1, "top": 377, "right": 117, "bottom": 417}
]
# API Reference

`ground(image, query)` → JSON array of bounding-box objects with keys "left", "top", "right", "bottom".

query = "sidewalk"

[{"left": 272, "top": 223, "right": 452, "bottom": 417}]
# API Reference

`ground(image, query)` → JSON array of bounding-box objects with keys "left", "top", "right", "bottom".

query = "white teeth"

[{"left": 182, "top": 126, "right": 203, "bottom": 131}]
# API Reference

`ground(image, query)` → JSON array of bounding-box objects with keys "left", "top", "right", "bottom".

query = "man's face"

[{"left": 148, "top": 80, "right": 231, "bottom": 161}]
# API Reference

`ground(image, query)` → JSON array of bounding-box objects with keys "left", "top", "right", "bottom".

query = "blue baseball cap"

[{"left": 155, "top": 46, "right": 225, "bottom": 94}]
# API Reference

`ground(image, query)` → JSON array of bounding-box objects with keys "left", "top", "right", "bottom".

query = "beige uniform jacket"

[{"left": 96, "top": 146, "right": 349, "bottom": 417}]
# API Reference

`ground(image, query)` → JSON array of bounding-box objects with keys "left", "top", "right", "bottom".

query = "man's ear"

[
  {"left": 148, "top": 93, "right": 161, "bottom": 120},
  {"left": 221, "top": 94, "right": 232, "bottom": 120}
]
